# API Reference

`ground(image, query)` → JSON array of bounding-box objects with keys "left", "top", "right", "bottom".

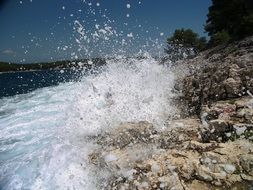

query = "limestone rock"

[
  {"left": 178, "top": 36, "right": 253, "bottom": 115},
  {"left": 97, "top": 121, "right": 157, "bottom": 149},
  {"left": 89, "top": 120, "right": 253, "bottom": 189}
]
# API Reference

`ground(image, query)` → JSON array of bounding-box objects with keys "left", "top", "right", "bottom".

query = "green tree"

[
  {"left": 205, "top": 0, "right": 253, "bottom": 45},
  {"left": 196, "top": 37, "right": 208, "bottom": 51},
  {"left": 165, "top": 28, "right": 207, "bottom": 61},
  {"left": 167, "top": 29, "right": 199, "bottom": 48},
  {"left": 210, "top": 30, "right": 231, "bottom": 46},
  {"left": 166, "top": 28, "right": 207, "bottom": 51}
]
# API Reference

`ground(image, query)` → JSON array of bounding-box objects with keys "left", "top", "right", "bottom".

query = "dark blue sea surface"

[{"left": 0, "top": 69, "right": 83, "bottom": 98}]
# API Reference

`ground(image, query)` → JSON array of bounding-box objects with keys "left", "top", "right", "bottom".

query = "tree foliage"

[
  {"left": 211, "top": 30, "right": 231, "bottom": 46},
  {"left": 167, "top": 28, "right": 207, "bottom": 51},
  {"left": 165, "top": 28, "right": 207, "bottom": 61},
  {"left": 205, "top": 0, "right": 253, "bottom": 45}
]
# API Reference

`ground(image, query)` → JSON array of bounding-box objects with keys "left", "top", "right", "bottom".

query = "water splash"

[
  {"left": 0, "top": 56, "right": 177, "bottom": 189},
  {"left": 0, "top": 1, "right": 179, "bottom": 189}
]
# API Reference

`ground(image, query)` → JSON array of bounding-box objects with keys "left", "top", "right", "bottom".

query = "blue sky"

[{"left": 0, "top": 0, "right": 211, "bottom": 63}]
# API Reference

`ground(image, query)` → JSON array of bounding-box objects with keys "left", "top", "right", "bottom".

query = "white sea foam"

[
  {"left": 0, "top": 0, "right": 178, "bottom": 188},
  {"left": 0, "top": 56, "right": 176, "bottom": 189}
]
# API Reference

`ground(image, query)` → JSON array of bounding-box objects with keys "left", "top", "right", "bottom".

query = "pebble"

[{"left": 223, "top": 164, "right": 236, "bottom": 174}]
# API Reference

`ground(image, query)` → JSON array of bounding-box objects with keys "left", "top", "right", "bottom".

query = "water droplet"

[
  {"left": 126, "top": 4, "right": 131, "bottom": 9},
  {"left": 127, "top": 32, "right": 133, "bottom": 38}
]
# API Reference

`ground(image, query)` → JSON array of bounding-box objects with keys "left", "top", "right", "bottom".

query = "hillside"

[{"left": 0, "top": 58, "right": 106, "bottom": 73}]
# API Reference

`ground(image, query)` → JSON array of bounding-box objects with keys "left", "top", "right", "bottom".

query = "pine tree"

[
  {"left": 205, "top": 0, "right": 253, "bottom": 45},
  {"left": 165, "top": 28, "right": 207, "bottom": 61}
]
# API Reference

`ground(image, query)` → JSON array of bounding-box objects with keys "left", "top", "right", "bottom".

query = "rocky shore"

[{"left": 88, "top": 37, "right": 253, "bottom": 189}]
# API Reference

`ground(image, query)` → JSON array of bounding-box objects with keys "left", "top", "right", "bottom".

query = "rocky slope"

[
  {"left": 180, "top": 36, "right": 253, "bottom": 115},
  {"left": 88, "top": 37, "right": 253, "bottom": 189}
]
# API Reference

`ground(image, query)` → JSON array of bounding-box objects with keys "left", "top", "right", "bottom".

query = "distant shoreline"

[
  {"left": 0, "top": 58, "right": 107, "bottom": 73},
  {"left": 0, "top": 56, "right": 155, "bottom": 73},
  {"left": 0, "top": 69, "right": 44, "bottom": 74},
  {"left": 0, "top": 68, "right": 71, "bottom": 74}
]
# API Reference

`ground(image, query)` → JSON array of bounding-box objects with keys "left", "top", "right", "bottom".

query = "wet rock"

[
  {"left": 187, "top": 180, "right": 211, "bottom": 190},
  {"left": 235, "top": 97, "right": 253, "bottom": 108},
  {"left": 159, "top": 118, "right": 201, "bottom": 149},
  {"left": 178, "top": 37, "right": 253, "bottom": 115},
  {"left": 240, "top": 154, "right": 253, "bottom": 176},
  {"left": 188, "top": 141, "right": 220, "bottom": 152},
  {"left": 199, "top": 96, "right": 253, "bottom": 142},
  {"left": 96, "top": 121, "right": 157, "bottom": 149},
  {"left": 237, "top": 108, "right": 253, "bottom": 123},
  {"left": 89, "top": 120, "right": 253, "bottom": 189},
  {"left": 202, "top": 119, "right": 233, "bottom": 142},
  {"left": 240, "top": 174, "right": 253, "bottom": 181},
  {"left": 88, "top": 37, "right": 253, "bottom": 189},
  {"left": 209, "top": 119, "right": 231, "bottom": 132},
  {"left": 223, "top": 164, "right": 236, "bottom": 174},
  {"left": 223, "top": 77, "right": 242, "bottom": 98},
  {"left": 90, "top": 95, "right": 253, "bottom": 189}
]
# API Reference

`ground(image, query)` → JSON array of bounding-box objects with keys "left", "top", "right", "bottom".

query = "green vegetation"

[
  {"left": 205, "top": 0, "right": 253, "bottom": 46},
  {"left": 0, "top": 58, "right": 106, "bottom": 73},
  {"left": 165, "top": 29, "right": 207, "bottom": 60},
  {"left": 166, "top": 0, "right": 253, "bottom": 55},
  {"left": 210, "top": 30, "right": 231, "bottom": 46},
  {"left": 166, "top": 28, "right": 207, "bottom": 52}
]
